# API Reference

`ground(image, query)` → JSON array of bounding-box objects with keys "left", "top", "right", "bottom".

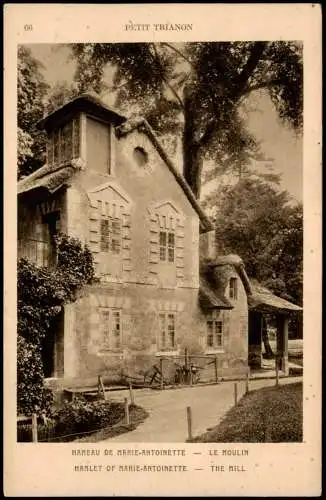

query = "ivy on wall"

[{"left": 17, "top": 234, "right": 95, "bottom": 417}]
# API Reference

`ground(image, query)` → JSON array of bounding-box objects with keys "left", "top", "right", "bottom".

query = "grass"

[{"left": 190, "top": 382, "right": 303, "bottom": 443}]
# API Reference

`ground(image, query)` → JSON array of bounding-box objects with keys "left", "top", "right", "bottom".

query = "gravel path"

[{"left": 103, "top": 376, "right": 302, "bottom": 442}]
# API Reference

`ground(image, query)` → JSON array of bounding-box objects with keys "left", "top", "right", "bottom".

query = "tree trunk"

[
  {"left": 262, "top": 315, "right": 274, "bottom": 358},
  {"left": 182, "top": 86, "right": 202, "bottom": 199}
]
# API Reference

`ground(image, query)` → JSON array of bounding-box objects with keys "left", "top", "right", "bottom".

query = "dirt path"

[{"left": 103, "top": 376, "right": 302, "bottom": 443}]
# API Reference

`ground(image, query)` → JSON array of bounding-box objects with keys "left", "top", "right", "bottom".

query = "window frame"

[
  {"left": 206, "top": 318, "right": 224, "bottom": 350},
  {"left": 99, "top": 308, "right": 122, "bottom": 352},
  {"left": 100, "top": 216, "right": 122, "bottom": 255},
  {"left": 47, "top": 117, "right": 80, "bottom": 168},
  {"left": 229, "top": 277, "right": 238, "bottom": 300},
  {"left": 159, "top": 229, "right": 175, "bottom": 263},
  {"left": 158, "top": 312, "right": 177, "bottom": 352}
]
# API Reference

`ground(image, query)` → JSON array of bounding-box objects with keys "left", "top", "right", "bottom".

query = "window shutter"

[{"left": 175, "top": 218, "right": 185, "bottom": 279}]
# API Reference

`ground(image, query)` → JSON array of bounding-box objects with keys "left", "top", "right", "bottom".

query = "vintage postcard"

[{"left": 4, "top": 3, "right": 322, "bottom": 497}]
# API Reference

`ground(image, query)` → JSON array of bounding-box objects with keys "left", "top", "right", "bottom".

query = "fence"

[
  {"left": 150, "top": 350, "right": 247, "bottom": 388},
  {"left": 17, "top": 395, "right": 133, "bottom": 443}
]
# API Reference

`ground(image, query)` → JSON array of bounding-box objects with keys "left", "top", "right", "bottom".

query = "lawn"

[{"left": 190, "top": 382, "right": 303, "bottom": 443}]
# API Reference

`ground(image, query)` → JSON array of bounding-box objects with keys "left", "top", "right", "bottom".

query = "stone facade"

[{"left": 18, "top": 96, "right": 250, "bottom": 384}]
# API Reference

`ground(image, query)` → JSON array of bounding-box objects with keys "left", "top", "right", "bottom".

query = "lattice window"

[
  {"left": 100, "top": 217, "right": 121, "bottom": 254},
  {"left": 47, "top": 117, "right": 80, "bottom": 167},
  {"left": 99, "top": 308, "right": 122, "bottom": 350},
  {"left": 207, "top": 320, "right": 223, "bottom": 348},
  {"left": 159, "top": 230, "right": 175, "bottom": 263},
  {"left": 158, "top": 313, "right": 176, "bottom": 350}
]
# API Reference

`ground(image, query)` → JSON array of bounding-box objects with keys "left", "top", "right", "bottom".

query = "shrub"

[
  {"left": 17, "top": 335, "right": 54, "bottom": 417},
  {"left": 17, "top": 234, "right": 95, "bottom": 417},
  {"left": 53, "top": 396, "right": 125, "bottom": 438}
]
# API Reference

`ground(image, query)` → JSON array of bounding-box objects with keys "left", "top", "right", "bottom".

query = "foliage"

[
  {"left": 53, "top": 396, "right": 125, "bottom": 438},
  {"left": 45, "top": 81, "right": 79, "bottom": 114},
  {"left": 209, "top": 177, "right": 303, "bottom": 304},
  {"left": 70, "top": 42, "right": 303, "bottom": 197},
  {"left": 17, "top": 46, "right": 49, "bottom": 179},
  {"left": 17, "top": 235, "right": 95, "bottom": 417},
  {"left": 17, "top": 335, "right": 54, "bottom": 417}
]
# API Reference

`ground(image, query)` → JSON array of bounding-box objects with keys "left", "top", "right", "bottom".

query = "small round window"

[{"left": 133, "top": 147, "right": 148, "bottom": 167}]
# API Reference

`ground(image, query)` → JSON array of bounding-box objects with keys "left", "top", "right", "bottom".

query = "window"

[
  {"left": 47, "top": 117, "right": 80, "bottom": 168},
  {"left": 207, "top": 320, "right": 223, "bottom": 348},
  {"left": 133, "top": 147, "right": 148, "bottom": 167},
  {"left": 159, "top": 230, "right": 175, "bottom": 263},
  {"left": 18, "top": 211, "right": 60, "bottom": 268},
  {"left": 100, "top": 308, "right": 122, "bottom": 350},
  {"left": 158, "top": 313, "right": 176, "bottom": 350},
  {"left": 229, "top": 277, "right": 238, "bottom": 300},
  {"left": 100, "top": 217, "right": 121, "bottom": 254}
]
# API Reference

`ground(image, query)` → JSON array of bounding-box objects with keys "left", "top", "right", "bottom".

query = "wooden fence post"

[
  {"left": 32, "top": 413, "right": 38, "bottom": 443},
  {"left": 234, "top": 382, "right": 238, "bottom": 405},
  {"left": 124, "top": 397, "right": 130, "bottom": 425},
  {"left": 98, "top": 375, "right": 106, "bottom": 400},
  {"left": 186, "top": 406, "right": 193, "bottom": 440},
  {"left": 214, "top": 356, "right": 218, "bottom": 383},
  {"left": 159, "top": 358, "right": 164, "bottom": 390},
  {"left": 129, "top": 383, "right": 134, "bottom": 405},
  {"left": 245, "top": 369, "right": 250, "bottom": 394},
  {"left": 275, "top": 356, "right": 279, "bottom": 386}
]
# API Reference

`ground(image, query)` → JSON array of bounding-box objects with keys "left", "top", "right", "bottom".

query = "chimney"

[{"left": 199, "top": 229, "right": 217, "bottom": 261}]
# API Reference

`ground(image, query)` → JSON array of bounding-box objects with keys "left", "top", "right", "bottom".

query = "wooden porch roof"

[{"left": 248, "top": 281, "right": 302, "bottom": 314}]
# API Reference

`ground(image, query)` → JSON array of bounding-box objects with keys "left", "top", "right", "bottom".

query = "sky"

[{"left": 26, "top": 43, "right": 303, "bottom": 203}]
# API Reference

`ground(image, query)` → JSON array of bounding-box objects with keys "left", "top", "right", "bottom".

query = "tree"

[
  {"left": 45, "top": 80, "right": 79, "bottom": 114},
  {"left": 70, "top": 42, "right": 303, "bottom": 198},
  {"left": 17, "top": 46, "right": 49, "bottom": 179},
  {"left": 209, "top": 176, "right": 303, "bottom": 304}
]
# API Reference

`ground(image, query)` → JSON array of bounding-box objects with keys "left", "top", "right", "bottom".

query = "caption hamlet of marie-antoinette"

[{"left": 72, "top": 447, "right": 249, "bottom": 473}]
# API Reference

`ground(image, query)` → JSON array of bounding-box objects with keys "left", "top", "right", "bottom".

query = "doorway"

[{"left": 41, "top": 309, "right": 64, "bottom": 378}]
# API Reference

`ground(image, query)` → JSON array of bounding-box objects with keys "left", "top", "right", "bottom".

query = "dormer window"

[
  {"left": 229, "top": 277, "right": 238, "bottom": 300},
  {"left": 47, "top": 117, "right": 80, "bottom": 168}
]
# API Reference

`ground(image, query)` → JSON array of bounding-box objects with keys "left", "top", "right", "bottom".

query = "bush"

[
  {"left": 53, "top": 395, "right": 126, "bottom": 438},
  {"left": 17, "top": 335, "right": 54, "bottom": 417}
]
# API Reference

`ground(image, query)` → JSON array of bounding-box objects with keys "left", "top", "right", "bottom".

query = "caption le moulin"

[
  {"left": 124, "top": 22, "right": 193, "bottom": 31},
  {"left": 72, "top": 448, "right": 249, "bottom": 457},
  {"left": 72, "top": 448, "right": 248, "bottom": 473}
]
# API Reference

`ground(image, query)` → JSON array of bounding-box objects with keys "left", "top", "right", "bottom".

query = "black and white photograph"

[{"left": 4, "top": 3, "right": 321, "bottom": 497}]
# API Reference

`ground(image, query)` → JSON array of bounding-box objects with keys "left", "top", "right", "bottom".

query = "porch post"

[
  {"left": 281, "top": 316, "right": 289, "bottom": 375},
  {"left": 276, "top": 314, "right": 289, "bottom": 376}
]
